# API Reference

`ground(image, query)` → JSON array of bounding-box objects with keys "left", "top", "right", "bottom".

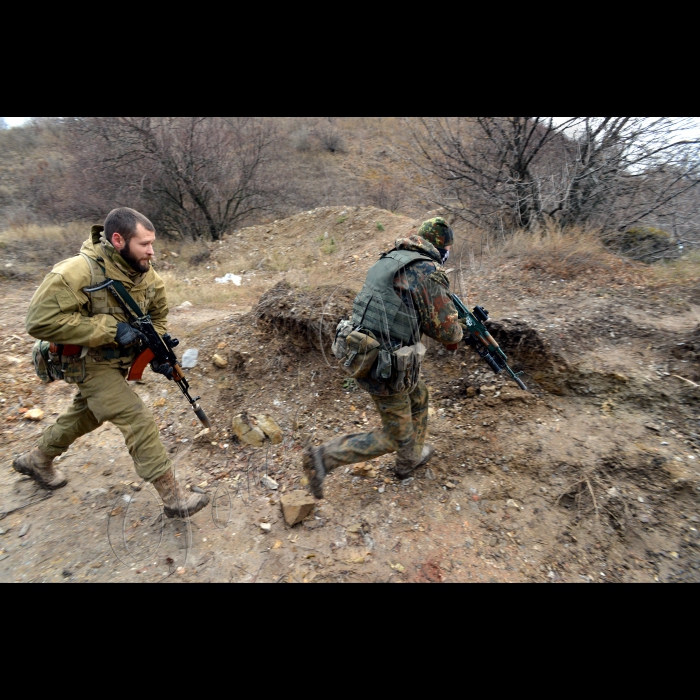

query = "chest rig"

[{"left": 351, "top": 249, "right": 434, "bottom": 346}]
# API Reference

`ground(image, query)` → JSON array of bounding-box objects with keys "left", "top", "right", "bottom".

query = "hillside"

[{"left": 1, "top": 206, "right": 700, "bottom": 583}]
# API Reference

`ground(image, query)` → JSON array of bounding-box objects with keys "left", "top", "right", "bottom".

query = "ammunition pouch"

[
  {"left": 332, "top": 320, "right": 427, "bottom": 391},
  {"left": 332, "top": 320, "right": 381, "bottom": 379},
  {"left": 387, "top": 342, "right": 427, "bottom": 394},
  {"left": 33, "top": 341, "right": 88, "bottom": 385}
]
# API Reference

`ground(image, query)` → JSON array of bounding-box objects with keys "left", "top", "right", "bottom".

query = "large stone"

[
  {"left": 256, "top": 415, "right": 283, "bottom": 445},
  {"left": 281, "top": 491, "right": 316, "bottom": 527},
  {"left": 232, "top": 415, "right": 265, "bottom": 448}
]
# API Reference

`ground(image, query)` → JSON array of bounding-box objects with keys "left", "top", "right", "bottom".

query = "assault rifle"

[
  {"left": 450, "top": 294, "right": 528, "bottom": 392},
  {"left": 84, "top": 279, "right": 211, "bottom": 429}
]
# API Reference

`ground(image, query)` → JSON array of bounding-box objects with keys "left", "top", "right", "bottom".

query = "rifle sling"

[{"left": 94, "top": 261, "right": 146, "bottom": 320}]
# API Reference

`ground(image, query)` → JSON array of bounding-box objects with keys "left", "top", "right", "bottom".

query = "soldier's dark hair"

[{"left": 104, "top": 208, "right": 155, "bottom": 245}]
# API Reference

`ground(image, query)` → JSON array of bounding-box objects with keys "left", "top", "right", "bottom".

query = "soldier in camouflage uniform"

[
  {"left": 303, "top": 217, "right": 464, "bottom": 499},
  {"left": 13, "top": 208, "right": 209, "bottom": 519}
]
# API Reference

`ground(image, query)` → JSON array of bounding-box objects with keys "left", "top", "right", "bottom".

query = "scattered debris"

[
  {"left": 181, "top": 349, "right": 199, "bottom": 369},
  {"left": 215, "top": 274, "right": 242, "bottom": 286}
]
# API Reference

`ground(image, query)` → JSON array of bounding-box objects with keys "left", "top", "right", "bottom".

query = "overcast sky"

[{"left": 3, "top": 117, "right": 29, "bottom": 127}]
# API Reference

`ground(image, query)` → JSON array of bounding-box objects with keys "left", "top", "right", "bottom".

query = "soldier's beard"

[{"left": 120, "top": 242, "right": 151, "bottom": 274}]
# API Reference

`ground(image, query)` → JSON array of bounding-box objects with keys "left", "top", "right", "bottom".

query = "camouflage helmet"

[{"left": 418, "top": 217, "right": 455, "bottom": 250}]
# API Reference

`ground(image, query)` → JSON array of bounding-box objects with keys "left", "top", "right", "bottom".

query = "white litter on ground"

[{"left": 215, "top": 274, "right": 242, "bottom": 286}]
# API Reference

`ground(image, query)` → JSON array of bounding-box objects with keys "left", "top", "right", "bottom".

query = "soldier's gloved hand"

[
  {"left": 115, "top": 323, "right": 147, "bottom": 349},
  {"left": 151, "top": 360, "right": 175, "bottom": 381}
]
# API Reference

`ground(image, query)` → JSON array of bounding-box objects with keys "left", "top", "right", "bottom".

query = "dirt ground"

[{"left": 2, "top": 208, "right": 700, "bottom": 584}]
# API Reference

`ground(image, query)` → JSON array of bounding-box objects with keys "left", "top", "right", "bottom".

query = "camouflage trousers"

[
  {"left": 322, "top": 380, "right": 430, "bottom": 473},
  {"left": 37, "top": 364, "right": 172, "bottom": 483}
]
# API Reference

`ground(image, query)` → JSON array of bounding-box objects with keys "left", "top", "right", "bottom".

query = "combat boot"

[
  {"left": 13, "top": 448, "right": 68, "bottom": 490},
  {"left": 152, "top": 469, "right": 210, "bottom": 519},
  {"left": 395, "top": 444, "right": 436, "bottom": 480},
  {"left": 302, "top": 446, "right": 327, "bottom": 500}
]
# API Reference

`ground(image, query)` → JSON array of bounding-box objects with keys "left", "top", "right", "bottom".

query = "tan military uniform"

[{"left": 25, "top": 226, "right": 172, "bottom": 483}]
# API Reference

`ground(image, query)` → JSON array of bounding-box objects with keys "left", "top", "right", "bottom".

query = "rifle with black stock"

[
  {"left": 450, "top": 294, "right": 528, "bottom": 392},
  {"left": 83, "top": 279, "right": 212, "bottom": 429}
]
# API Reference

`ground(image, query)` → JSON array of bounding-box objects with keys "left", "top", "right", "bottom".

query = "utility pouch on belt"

[
  {"left": 33, "top": 341, "right": 87, "bottom": 385},
  {"left": 332, "top": 320, "right": 381, "bottom": 379},
  {"left": 373, "top": 350, "right": 393, "bottom": 381},
  {"left": 388, "top": 342, "right": 427, "bottom": 393}
]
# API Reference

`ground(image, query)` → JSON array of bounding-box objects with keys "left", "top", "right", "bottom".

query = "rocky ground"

[{"left": 1, "top": 207, "right": 699, "bottom": 584}]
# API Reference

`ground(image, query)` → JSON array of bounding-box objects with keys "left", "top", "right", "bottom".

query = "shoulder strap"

[
  {"left": 79, "top": 252, "right": 99, "bottom": 287},
  {"left": 92, "top": 258, "right": 146, "bottom": 320}
]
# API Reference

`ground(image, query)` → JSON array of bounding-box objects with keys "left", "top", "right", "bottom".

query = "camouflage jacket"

[
  {"left": 26, "top": 225, "right": 168, "bottom": 368},
  {"left": 357, "top": 235, "right": 462, "bottom": 396}
]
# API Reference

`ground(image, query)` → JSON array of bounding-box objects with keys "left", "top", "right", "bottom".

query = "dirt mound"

[
  {"left": 256, "top": 281, "right": 356, "bottom": 350},
  {"left": 487, "top": 318, "right": 569, "bottom": 394}
]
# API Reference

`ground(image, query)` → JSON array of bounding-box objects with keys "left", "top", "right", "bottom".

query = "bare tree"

[
  {"left": 65, "top": 117, "right": 281, "bottom": 240},
  {"left": 0, "top": 118, "right": 8, "bottom": 130},
  {"left": 404, "top": 117, "right": 700, "bottom": 236}
]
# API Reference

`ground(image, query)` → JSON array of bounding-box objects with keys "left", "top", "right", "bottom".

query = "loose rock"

[
  {"left": 256, "top": 415, "right": 283, "bottom": 445},
  {"left": 260, "top": 523, "right": 272, "bottom": 534},
  {"left": 280, "top": 491, "right": 316, "bottom": 527},
  {"left": 212, "top": 354, "right": 228, "bottom": 369},
  {"left": 19, "top": 524, "right": 31, "bottom": 538},
  {"left": 24, "top": 409, "right": 44, "bottom": 422},
  {"left": 353, "top": 463, "right": 378, "bottom": 479},
  {"left": 232, "top": 414, "right": 266, "bottom": 448},
  {"left": 261, "top": 475, "right": 279, "bottom": 491}
]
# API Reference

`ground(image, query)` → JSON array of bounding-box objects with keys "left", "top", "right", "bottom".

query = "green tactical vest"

[{"left": 352, "top": 250, "right": 435, "bottom": 345}]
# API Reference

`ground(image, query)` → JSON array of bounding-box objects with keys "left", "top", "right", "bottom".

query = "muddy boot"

[
  {"left": 13, "top": 448, "right": 67, "bottom": 490},
  {"left": 152, "top": 469, "right": 209, "bottom": 519},
  {"left": 395, "top": 444, "right": 436, "bottom": 480},
  {"left": 302, "top": 446, "right": 327, "bottom": 500}
]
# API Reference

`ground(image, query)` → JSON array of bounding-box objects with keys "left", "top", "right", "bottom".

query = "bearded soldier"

[
  {"left": 13, "top": 208, "right": 210, "bottom": 519},
  {"left": 303, "top": 217, "right": 464, "bottom": 499}
]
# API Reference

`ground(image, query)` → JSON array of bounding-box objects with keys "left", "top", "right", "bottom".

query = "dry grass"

[
  {"left": 490, "top": 226, "right": 613, "bottom": 280},
  {"left": 0, "top": 223, "right": 87, "bottom": 279},
  {"left": 651, "top": 251, "right": 700, "bottom": 287}
]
